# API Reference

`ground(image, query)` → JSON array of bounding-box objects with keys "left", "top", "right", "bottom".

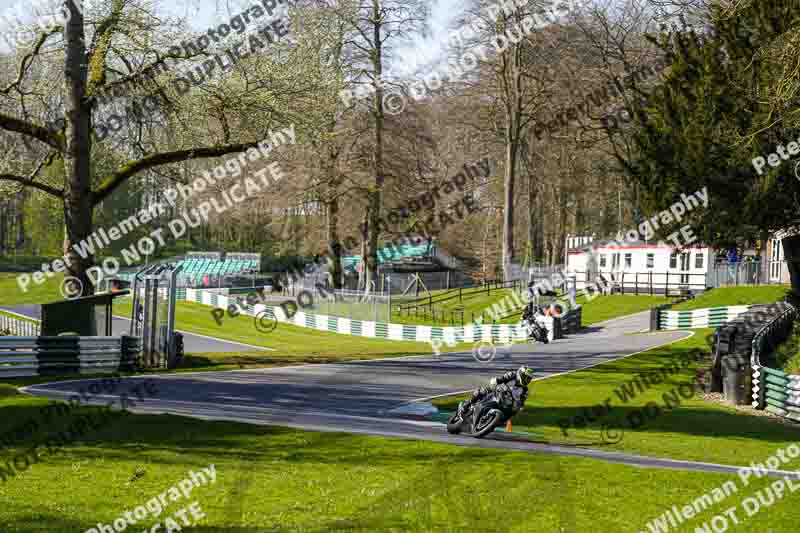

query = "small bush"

[{"left": 774, "top": 321, "right": 800, "bottom": 374}]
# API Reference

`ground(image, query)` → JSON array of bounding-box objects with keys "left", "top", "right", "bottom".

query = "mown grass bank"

[
  {"left": 1, "top": 383, "right": 799, "bottom": 532},
  {"left": 672, "top": 285, "right": 791, "bottom": 310}
]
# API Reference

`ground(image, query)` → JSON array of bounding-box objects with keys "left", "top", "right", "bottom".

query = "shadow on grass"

[
  {"left": 8, "top": 437, "right": 570, "bottom": 533},
  {"left": 435, "top": 394, "right": 800, "bottom": 447},
  {"left": 2, "top": 397, "right": 502, "bottom": 469}
]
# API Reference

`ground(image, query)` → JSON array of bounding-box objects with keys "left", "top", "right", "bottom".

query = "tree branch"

[
  {"left": 0, "top": 112, "right": 64, "bottom": 150},
  {"left": 0, "top": 26, "right": 62, "bottom": 96},
  {"left": 0, "top": 173, "right": 63, "bottom": 197},
  {"left": 86, "top": 0, "right": 126, "bottom": 98},
  {"left": 92, "top": 139, "right": 269, "bottom": 204}
]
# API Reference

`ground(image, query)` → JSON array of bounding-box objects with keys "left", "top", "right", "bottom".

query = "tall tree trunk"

[
  {"left": 527, "top": 170, "right": 536, "bottom": 267},
  {"left": 62, "top": 0, "right": 94, "bottom": 297},
  {"left": 15, "top": 191, "right": 26, "bottom": 249},
  {"left": 758, "top": 230, "right": 770, "bottom": 282},
  {"left": 556, "top": 186, "right": 568, "bottom": 266},
  {"left": 366, "top": 0, "right": 384, "bottom": 293},
  {"left": 359, "top": 210, "right": 370, "bottom": 291},
  {"left": 326, "top": 198, "right": 343, "bottom": 289},
  {"left": 502, "top": 136, "right": 517, "bottom": 280},
  {"left": 500, "top": 16, "right": 523, "bottom": 282},
  {"left": 0, "top": 202, "right": 7, "bottom": 253}
]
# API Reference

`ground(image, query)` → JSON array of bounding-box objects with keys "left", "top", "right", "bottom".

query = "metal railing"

[
  {"left": 0, "top": 314, "right": 40, "bottom": 336},
  {"left": 709, "top": 260, "right": 791, "bottom": 287},
  {"left": 569, "top": 270, "right": 707, "bottom": 295},
  {"left": 222, "top": 285, "right": 393, "bottom": 323},
  {"left": 393, "top": 279, "right": 523, "bottom": 326},
  {"left": 398, "top": 279, "right": 521, "bottom": 308}
]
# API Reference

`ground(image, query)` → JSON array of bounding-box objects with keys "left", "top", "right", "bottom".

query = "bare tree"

[
  {"left": 0, "top": 0, "right": 305, "bottom": 295},
  {"left": 331, "top": 0, "right": 427, "bottom": 292}
]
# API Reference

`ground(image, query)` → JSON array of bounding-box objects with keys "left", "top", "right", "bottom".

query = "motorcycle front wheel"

[
  {"left": 473, "top": 411, "right": 503, "bottom": 438},
  {"left": 446, "top": 413, "right": 463, "bottom": 434}
]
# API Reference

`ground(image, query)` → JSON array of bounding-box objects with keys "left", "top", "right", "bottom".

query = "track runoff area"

[{"left": 25, "top": 308, "right": 765, "bottom": 476}]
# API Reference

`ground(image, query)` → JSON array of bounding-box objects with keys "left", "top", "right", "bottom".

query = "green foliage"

[
  {"left": 773, "top": 321, "right": 800, "bottom": 373},
  {"left": 624, "top": 1, "right": 800, "bottom": 246},
  {"left": 22, "top": 193, "right": 64, "bottom": 256}
]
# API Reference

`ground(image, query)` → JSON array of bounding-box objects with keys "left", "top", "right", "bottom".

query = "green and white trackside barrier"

[
  {"left": 750, "top": 303, "right": 799, "bottom": 421},
  {"left": 752, "top": 366, "right": 800, "bottom": 422},
  {"left": 186, "top": 289, "right": 551, "bottom": 343},
  {"left": 659, "top": 306, "right": 753, "bottom": 330},
  {"left": 260, "top": 304, "right": 535, "bottom": 343}
]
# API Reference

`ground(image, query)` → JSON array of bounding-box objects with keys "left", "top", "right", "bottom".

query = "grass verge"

[
  {"left": 388, "top": 287, "right": 521, "bottom": 326},
  {"left": 1, "top": 386, "right": 800, "bottom": 532},
  {"left": 0, "top": 272, "right": 64, "bottom": 306},
  {"left": 577, "top": 294, "right": 671, "bottom": 325},
  {"left": 672, "top": 285, "right": 791, "bottom": 310}
]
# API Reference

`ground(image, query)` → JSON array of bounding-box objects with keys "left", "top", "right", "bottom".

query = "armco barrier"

[
  {"left": 0, "top": 336, "right": 140, "bottom": 378},
  {"left": 186, "top": 288, "right": 573, "bottom": 343},
  {"left": 658, "top": 305, "right": 752, "bottom": 330},
  {"left": 750, "top": 303, "right": 798, "bottom": 419}
]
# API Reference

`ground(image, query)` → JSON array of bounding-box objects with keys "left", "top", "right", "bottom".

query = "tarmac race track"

[{"left": 25, "top": 312, "right": 792, "bottom": 477}]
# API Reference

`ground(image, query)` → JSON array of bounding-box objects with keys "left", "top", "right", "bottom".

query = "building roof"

[{"left": 570, "top": 239, "right": 710, "bottom": 252}]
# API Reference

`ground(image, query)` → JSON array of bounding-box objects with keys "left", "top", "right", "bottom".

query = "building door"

[
  {"left": 770, "top": 239, "right": 783, "bottom": 282},
  {"left": 680, "top": 252, "right": 690, "bottom": 284}
]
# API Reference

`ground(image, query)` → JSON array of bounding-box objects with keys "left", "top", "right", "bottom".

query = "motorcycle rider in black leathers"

[{"left": 456, "top": 366, "right": 535, "bottom": 420}]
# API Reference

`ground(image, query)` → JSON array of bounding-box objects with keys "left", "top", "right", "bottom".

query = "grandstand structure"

[
  {"left": 341, "top": 239, "right": 458, "bottom": 274},
  {"left": 335, "top": 238, "right": 469, "bottom": 292},
  {"left": 178, "top": 252, "right": 260, "bottom": 286},
  {"left": 113, "top": 239, "right": 464, "bottom": 293},
  {"left": 114, "top": 252, "right": 260, "bottom": 288}
]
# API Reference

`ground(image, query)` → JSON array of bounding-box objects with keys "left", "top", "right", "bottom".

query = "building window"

[
  {"left": 695, "top": 253, "right": 704, "bottom": 269},
  {"left": 624, "top": 253, "right": 632, "bottom": 268},
  {"left": 612, "top": 253, "right": 620, "bottom": 269},
  {"left": 599, "top": 254, "right": 607, "bottom": 268},
  {"left": 670, "top": 252, "right": 677, "bottom": 269},
  {"left": 646, "top": 253, "right": 654, "bottom": 269}
]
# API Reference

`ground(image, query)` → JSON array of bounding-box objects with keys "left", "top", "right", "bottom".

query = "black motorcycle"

[{"left": 446, "top": 383, "right": 526, "bottom": 438}]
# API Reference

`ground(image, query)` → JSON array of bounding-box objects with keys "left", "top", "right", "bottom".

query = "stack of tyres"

[{"left": 711, "top": 303, "right": 791, "bottom": 393}]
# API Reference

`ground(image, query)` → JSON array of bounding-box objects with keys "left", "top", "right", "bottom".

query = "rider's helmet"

[{"left": 516, "top": 366, "right": 535, "bottom": 386}]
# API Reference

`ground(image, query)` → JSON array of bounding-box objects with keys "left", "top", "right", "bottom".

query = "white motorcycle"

[{"left": 522, "top": 305, "right": 549, "bottom": 343}]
